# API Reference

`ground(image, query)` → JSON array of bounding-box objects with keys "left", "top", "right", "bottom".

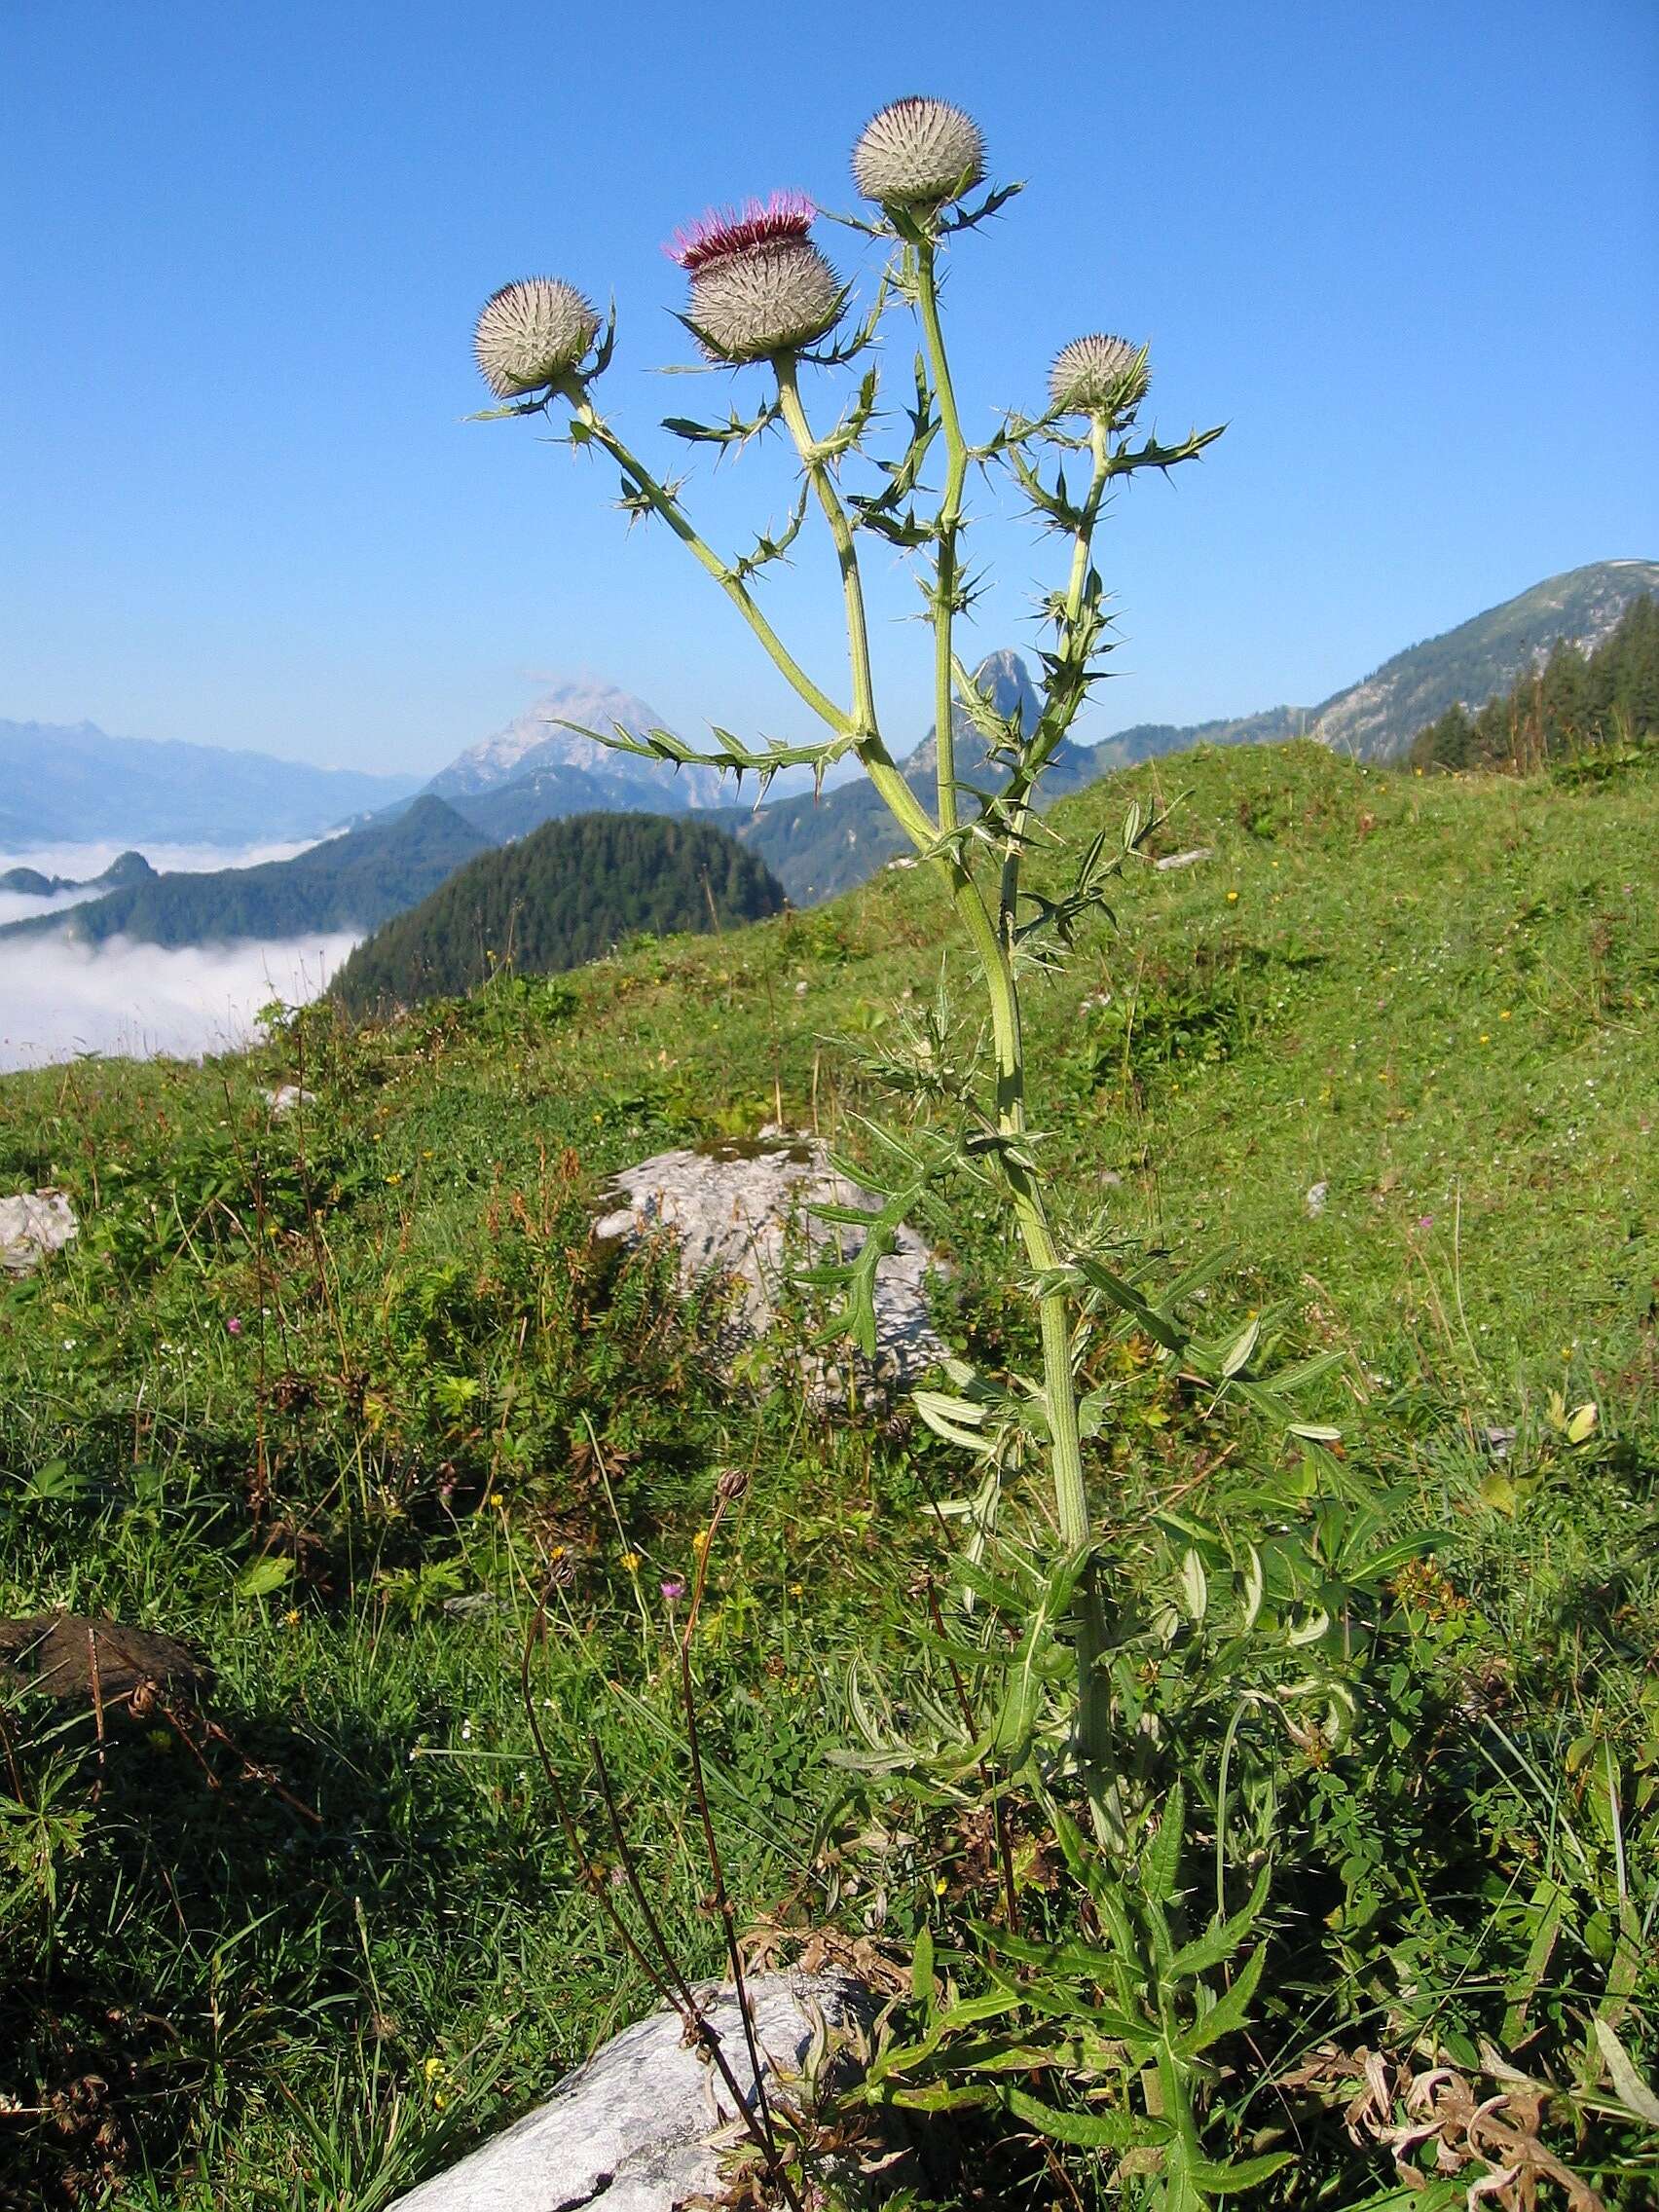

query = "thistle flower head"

[
  {"left": 852, "top": 96, "right": 985, "bottom": 209},
  {"left": 473, "top": 277, "right": 600, "bottom": 397},
  {"left": 1048, "top": 333, "right": 1151, "bottom": 422},
  {"left": 668, "top": 193, "right": 843, "bottom": 363}
]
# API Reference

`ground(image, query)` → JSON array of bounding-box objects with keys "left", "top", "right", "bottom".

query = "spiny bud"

[
  {"left": 852, "top": 96, "right": 985, "bottom": 209},
  {"left": 668, "top": 193, "right": 843, "bottom": 363},
  {"left": 1049, "top": 334, "right": 1151, "bottom": 422},
  {"left": 473, "top": 277, "right": 600, "bottom": 397}
]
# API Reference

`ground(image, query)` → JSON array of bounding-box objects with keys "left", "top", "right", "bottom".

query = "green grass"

[{"left": 2, "top": 739, "right": 1655, "bottom": 2207}]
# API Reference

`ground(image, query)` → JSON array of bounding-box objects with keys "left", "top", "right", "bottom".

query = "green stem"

[
  {"left": 999, "top": 414, "right": 1112, "bottom": 939},
  {"left": 775, "top": 354, "right": 1094, "bottom": 1589},
  {"left": 559, "top": 378, "right": 853, "bottom": 742},
  {"left": 915, "top": 240, "right": 967, "bottom": 835},
  {"left": 772, "top": 357, "right": 938, "bottom": 855}
]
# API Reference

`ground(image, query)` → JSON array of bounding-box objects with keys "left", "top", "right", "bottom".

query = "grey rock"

[
  {"left": 1304, "top": 1180, "right": 1329, "bottom": 1218},
  {"left": 1154, "top": 846, "right": 1214, "bottom": 872},
  {"left": 388, "top": 1972, "right": 866, "bottom": 2212},
  {"left": 0, "top": 1190, "right": 78, "bottom": 1276},
  {"left": 594, "top": 1139, "right": 946, "bottom": 1393},
  {"left": 262, "top": 1085, "right": 317, "bottom": 1115}
]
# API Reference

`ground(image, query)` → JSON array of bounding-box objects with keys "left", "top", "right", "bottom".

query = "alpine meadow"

[{"left": 3, "top": 48, "right": 1658, "bottom": 2212}]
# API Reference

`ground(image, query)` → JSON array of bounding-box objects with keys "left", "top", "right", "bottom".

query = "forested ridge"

[
  {"left": 1409, "top": 593, "right": 1658, "bottom": 770},
  {"left": 332, "top": 810, "right": 785, "bottom": 1012}
]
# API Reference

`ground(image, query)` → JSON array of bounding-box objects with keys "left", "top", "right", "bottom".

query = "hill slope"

[
  {"left": 1101, "top": 559, "right": 1659, "bottom": 766},
  {"left": 0, "top": 719, "right": 417, "bottom": 847},
  {"left": 332, "top": 811, "right": 786, "bottom": 1012},
  {"left": 0, "top": 737, "right": 1653, "bottom": 2208},
  {"left": 0, "top": 796, "right": 492, "bottom": 948}
]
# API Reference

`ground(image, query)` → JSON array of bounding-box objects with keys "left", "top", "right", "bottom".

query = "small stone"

[
  {"left": 1154, "top": 847, "right": 1214, "bottom": 872},
  {"left": 1305, "top": 1181, "right": 1329, "bottom": 1218},
  {"left": 262, "top": 1086, "right": 317, "bottom": 1115},
  {"left": 0, "top": 1189, "right": 77, "bottom": 1276},
  {"left": 1482, "top": 1426, "right": 1517, "bottom": 1459}
]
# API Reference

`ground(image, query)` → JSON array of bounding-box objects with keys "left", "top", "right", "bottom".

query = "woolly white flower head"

[
  {"left": 473, "top": 278, "right": 600, "bottom": 397},
  {"left": 668, "top": 194, "right": 843, "bottom": 363},
  {"left": 852, "top": 97, "right": 985, "bottom": 209},
  {"left": 1049, "top": 334, "right": 1151, "bottom": 421}
]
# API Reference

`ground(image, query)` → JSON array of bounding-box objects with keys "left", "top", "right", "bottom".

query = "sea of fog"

[{"left": 0, "top": 838, "right": 356, "bottom": 1072}]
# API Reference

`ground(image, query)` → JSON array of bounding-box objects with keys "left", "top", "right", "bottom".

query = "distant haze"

[{"left": 0, "top": 930, "right": 355, "bottom": 1072}]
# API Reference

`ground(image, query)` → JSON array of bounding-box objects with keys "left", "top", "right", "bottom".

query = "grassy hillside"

[
  {"left": 333, "top": 811, "right": 786, "bottom": 1014},
  {"left": 1, "top": 740, "right": 1654, "bottom": 2207}
]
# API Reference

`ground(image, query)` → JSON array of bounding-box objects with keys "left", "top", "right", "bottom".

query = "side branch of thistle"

[{"left": 555, "top": 375, "right": 853, "bottom": 750}]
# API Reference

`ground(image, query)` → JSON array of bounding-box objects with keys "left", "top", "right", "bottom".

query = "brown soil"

[{"left": 0, "top": 1613, "right": 210, "bottom": 1721}]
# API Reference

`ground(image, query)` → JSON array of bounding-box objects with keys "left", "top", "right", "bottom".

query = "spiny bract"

[
  {"left": 473, "top": 277, "right": 599, "bottom": 397},
  {"left": 1049, "top": 333, "right": 1151, "bottom": 421},
  {"left": 852, "top": 96, "right": 985, "bottom": 208}
]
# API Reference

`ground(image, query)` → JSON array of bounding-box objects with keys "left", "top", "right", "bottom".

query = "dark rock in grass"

[
  {"left": 0, "top": 1613, "right": 211, "bottom": 1722},
  {"left": 388, "top": 1972, "right": 868, "bottom": 2212}
]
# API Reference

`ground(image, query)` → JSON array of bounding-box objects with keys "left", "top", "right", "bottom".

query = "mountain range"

[
  {"left": 0, "top": 721, "right": 418, "bottom": 848},
  {"left": 1094, "top": 559, "right": 1659, "bottom": 769},
  {"left": 3, "top": 560, "right": 1650, "bottom": 947}
]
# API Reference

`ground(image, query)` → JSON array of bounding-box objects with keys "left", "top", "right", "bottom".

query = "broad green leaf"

[
  {"left": 1593, "top": 2017, "right": 1659, "bottom": 2125},
  {"left": 237, "top": 1555, "right": 295, "bottom": 1600},
  {"left": 911, "top": 1922, "right": 936, "bottom": 2011},
  {"left": 1179, "top": 1548, "right": 1208, "bottom": 1623},
  {"left": 1186, "top": 2150, "right": 1294, "bottom": 2194},
  {"left": 1142, "top": 1782, "right": 1187, "bottom": 1906},
  {"left": 1221, "top": 1316, "right": 1260, "bottom": 1377},
  {"left": 1167, "top": 1862, "right": 1272, "bottom": 1980}
]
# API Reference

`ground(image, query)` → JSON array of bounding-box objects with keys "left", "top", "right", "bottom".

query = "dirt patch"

[{"left": 0, "top": 1613, "right": 211, "bottom": 1722}]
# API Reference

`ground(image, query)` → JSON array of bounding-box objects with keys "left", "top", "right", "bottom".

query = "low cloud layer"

[
  {"left": 0, "top": 931, "right": 359, "bottom": 1072},
  {"left": 0, "top": 836, "right": 317, "bottom": 929}
]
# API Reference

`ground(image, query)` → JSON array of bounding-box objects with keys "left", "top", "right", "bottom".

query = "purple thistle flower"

[
  {"left": 660, "top": 1579, "right": 685, "bottom": 1603},
  {"left": 226, "top": 1316, "right": 243, "bottom": 1336}
]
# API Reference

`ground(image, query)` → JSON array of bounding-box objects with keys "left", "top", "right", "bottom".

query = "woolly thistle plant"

[{"left": 470, "top": 101, "right": 1337, "bottom": 2204}]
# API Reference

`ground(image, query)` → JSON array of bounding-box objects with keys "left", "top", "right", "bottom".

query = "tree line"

[
  {"left": 332, "top": 810, "right": 786, "bottom": 1013},
  {"left": 1409, "top": 594, "right": 1658, "bottom": 771}
]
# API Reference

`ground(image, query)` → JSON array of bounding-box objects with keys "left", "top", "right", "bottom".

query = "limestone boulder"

[
  {"left": 0, "top": 1189, "right": 78, "bottom": 1277},
  {"left": 593, "top": 1139, "right": 946, "bottom": 1394},
  {"left": 388, "top": 1972, "right": 866, "bottom": 2212}
]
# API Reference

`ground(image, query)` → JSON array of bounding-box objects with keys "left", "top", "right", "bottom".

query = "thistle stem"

[
  {"left": 914, "top": 240, "right": 967, "bottom": 835},
  {"left": 774, "top": 351, "right": 1096, "bottom": 1630},
  {"left": 558, "top": 378, "right": 854, "bottom": 743},
  {"left": 772, "top": 356, "right": 938, "bottom": 856}
]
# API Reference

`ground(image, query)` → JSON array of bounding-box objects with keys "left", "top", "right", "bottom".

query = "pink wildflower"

[
  {"left": 660, "top": 1579, "right": 685, "bottom": 1603},
  {"left": 667, "top": 191, "right": 816, "bottom": 273},
  {"left": 226, "top": 1316, "right": 243, "bottom": 1336}
]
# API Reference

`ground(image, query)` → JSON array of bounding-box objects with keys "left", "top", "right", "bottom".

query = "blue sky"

[{"left": 4, "top": 0, "right": 1655, "bottom": 778}]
